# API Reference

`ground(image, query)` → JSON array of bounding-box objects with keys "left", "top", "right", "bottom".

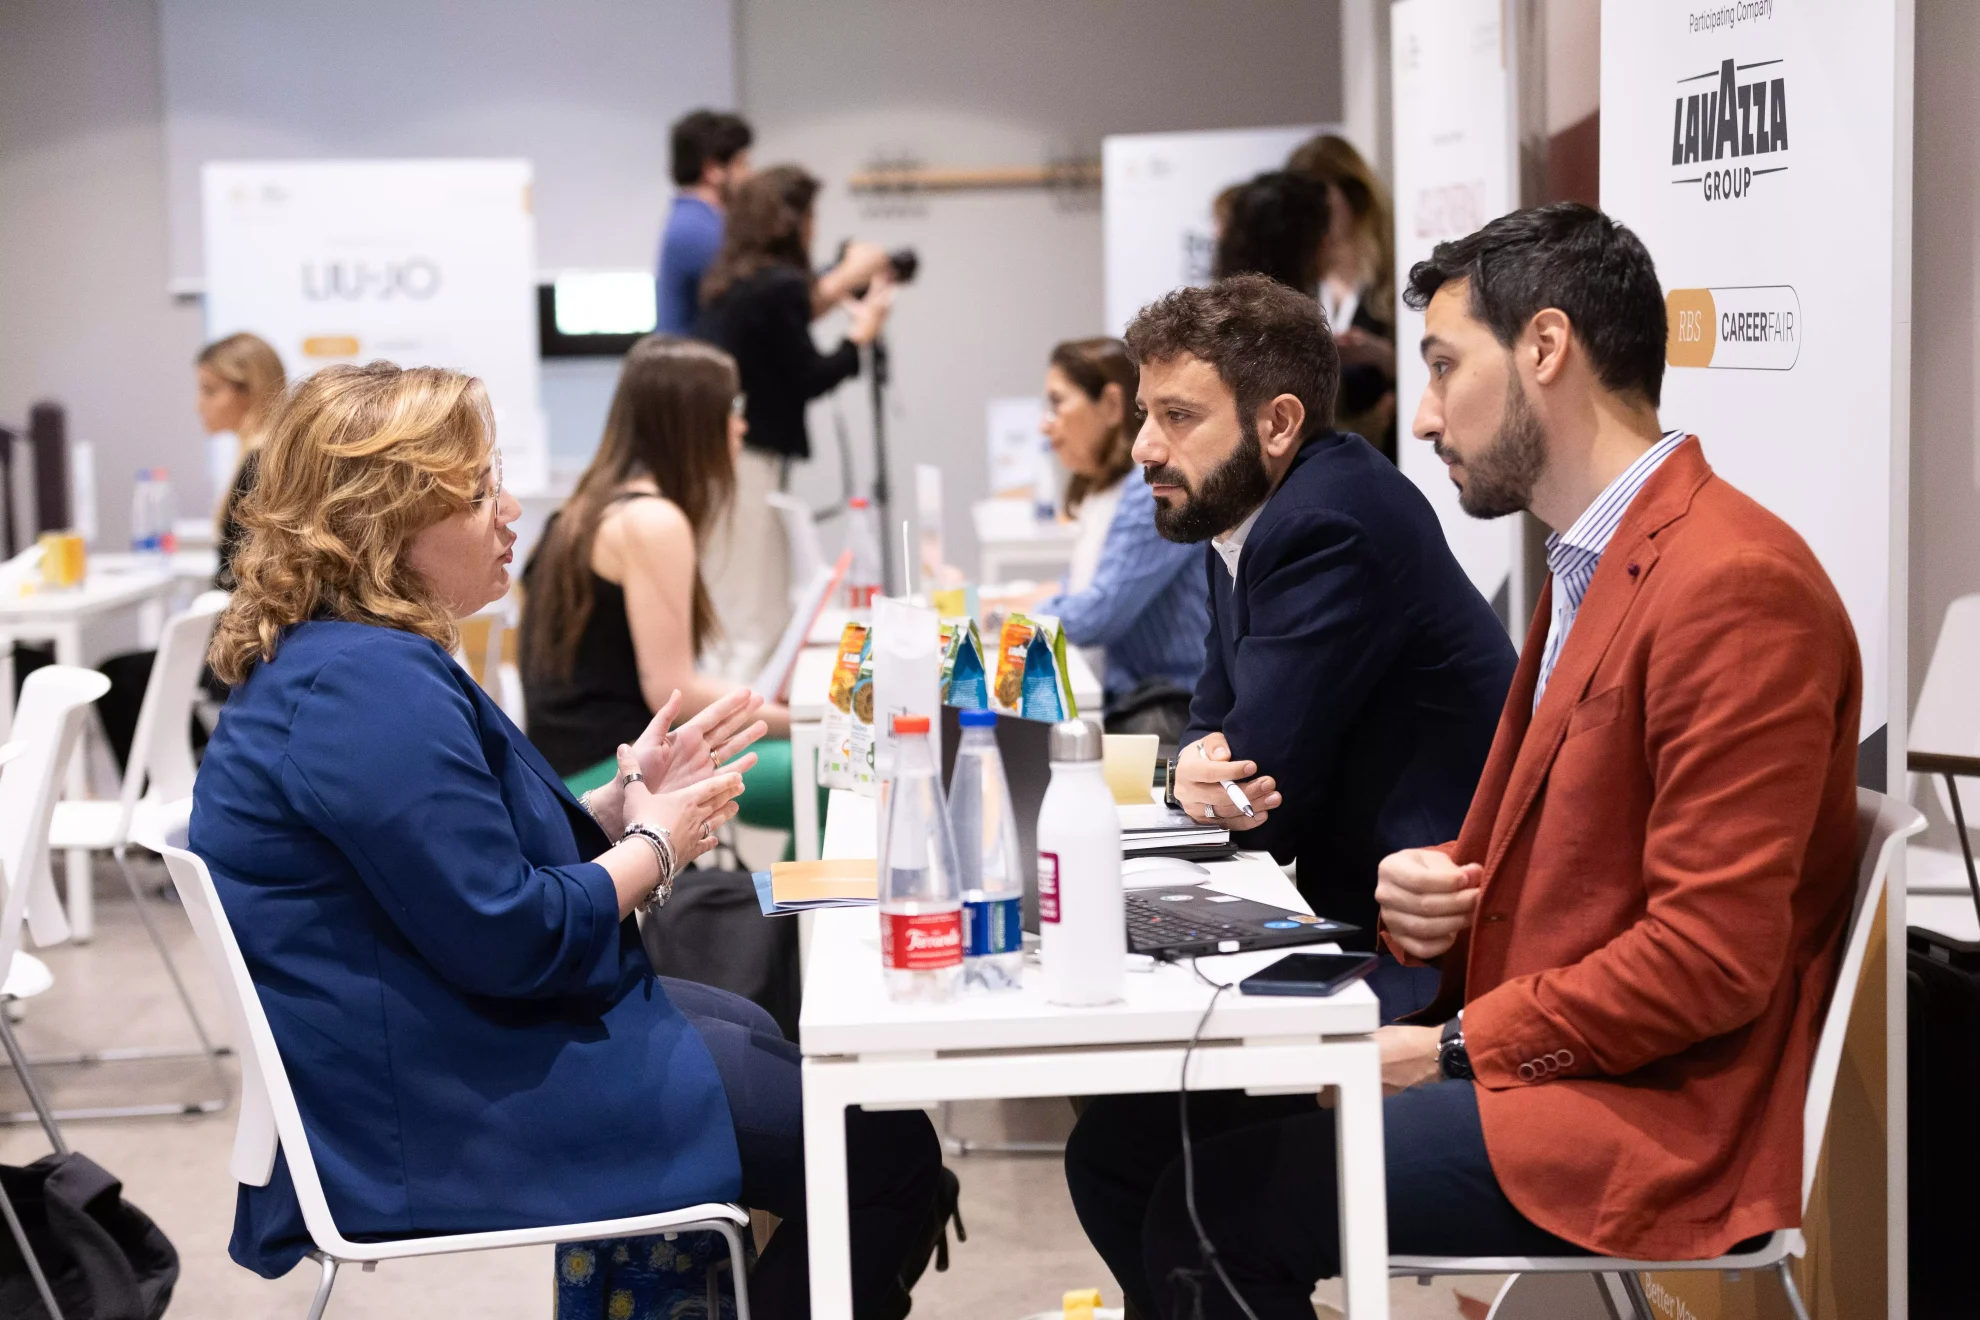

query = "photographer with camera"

[{"left": 694, "top": 164, "right": 900, "bottom": 664}]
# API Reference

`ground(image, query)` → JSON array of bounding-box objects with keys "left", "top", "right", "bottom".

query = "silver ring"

[
  {"left": 621, "top": 771, "right": 644, "bottom": 787},
  {"left": 1202, "top": 801, "right": 1217, "bottom": 820}
]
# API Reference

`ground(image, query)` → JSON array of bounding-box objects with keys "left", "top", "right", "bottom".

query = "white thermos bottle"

[{"left": 1036, "top": 717, "right": 1125, "bottom": 1006}]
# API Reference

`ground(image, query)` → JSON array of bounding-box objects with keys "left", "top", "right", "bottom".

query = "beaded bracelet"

[{"left": 621, "top": 822, "right": 677, "bottom": 911}]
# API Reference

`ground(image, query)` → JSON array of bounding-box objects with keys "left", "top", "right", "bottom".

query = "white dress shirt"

[
  {"left": 1533, "top": 430, "right": 1687, "bottom": 709},
  {"left": 1211, "top": 505, "right": 1263, "bottom": 582}
]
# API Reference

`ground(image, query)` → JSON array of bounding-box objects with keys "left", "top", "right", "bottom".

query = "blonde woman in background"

[
  {"left": 195, "top": 332, "right": 287, "bottom": 581},
  {"left": 1288, "top": 134, "right": 1400, "bottom": 461},
  {"left": 79, "top": 333, "right": 288, "bottom": 768}
]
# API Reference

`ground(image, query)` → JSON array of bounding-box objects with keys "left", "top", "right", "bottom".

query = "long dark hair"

[
  {"left": 1051, "top": 338, "right": 1140, "bottom": 513},
  {"left": 522, "top": 336, "right": 739, "bottom": 680},
  {"left": 1212, "top": 170, "right": 1330, "bottom": 295},
  {"left": 700, "top": 164, "right": 819, "bottom": 305}
]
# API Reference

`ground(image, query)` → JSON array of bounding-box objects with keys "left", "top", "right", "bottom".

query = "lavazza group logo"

[{"left": 1669, "top": 53, "right": 1788, "bottom": 202}]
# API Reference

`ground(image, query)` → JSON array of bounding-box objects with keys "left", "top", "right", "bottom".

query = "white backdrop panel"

[
  {"left": 1390, "top": 0, "right": 1522, "bottom": 619},
  {"left": 1102, "top": 124, "right": 1329, "bottom": 336},
  {"left": 202, "top": 160, "right": 549, "bottom": 494},
  {"left": 1600, "top": 1, "right": 1898, "bottom": 734},
  {"left": 159, "top": 0, "right": 734, "bottom": 287}
]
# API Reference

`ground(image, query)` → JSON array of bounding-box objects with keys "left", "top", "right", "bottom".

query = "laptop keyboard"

[{"left": 1124, "top": 892, "right": 1252, "bottom": 952}]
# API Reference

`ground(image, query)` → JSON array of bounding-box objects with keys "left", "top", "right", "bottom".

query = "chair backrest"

[
  {"left": 143, "top": 806, "right": 359, "bottom": 1257},
  {"left": 0, "top": 666, "right": 110, "bottom": 967},
  {"left": 1798, "top": 789, "right": 1924, "bottom": 1211},
  {"left": 115, "top": 590, "right": 229, "bottom": 839},
  {"left": 1911, "top": 593, "right": 1980, "bottom": 830},
  {"left": 765, "top": 493, "right": 828, "bottom": 606}
]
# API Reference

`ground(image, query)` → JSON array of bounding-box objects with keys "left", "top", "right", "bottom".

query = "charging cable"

[{"left": 1172, "top": 958, "right": 1262, "bottom": 1320}]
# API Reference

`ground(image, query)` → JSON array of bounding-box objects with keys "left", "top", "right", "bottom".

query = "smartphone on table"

[{"left": 1238, "top": 951, "right": 1379, "bottom": 997}]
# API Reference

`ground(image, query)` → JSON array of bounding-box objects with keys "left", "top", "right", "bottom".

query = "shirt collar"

[
  {"left": 1544, "top": 430, "right": 1687, "bottom": 575},
  {"left": 1211, "top": 505, "right": 1263, "bottom": 581}
]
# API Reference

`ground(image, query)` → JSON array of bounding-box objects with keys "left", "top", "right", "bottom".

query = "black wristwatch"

[{"left": 1438, "top": 1013, "right": 1472, "bottom": 1081}]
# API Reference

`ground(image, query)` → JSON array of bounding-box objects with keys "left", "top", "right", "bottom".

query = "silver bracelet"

[{"left": 621, "top": 822, "right": 676, "bottom": 911}]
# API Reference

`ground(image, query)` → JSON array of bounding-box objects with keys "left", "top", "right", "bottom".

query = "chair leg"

[
  {"left": 713, "top": 1219, "right": 752, "bottom": 1320},
  {"left": 0, "top": 1006, "right": 68, "bottom": 1155},
  {"left": 1613, "top": 1272, "right": 1657, "bottom": 1320},
  {"left": 1776, "top": 1260, "right": 1811, "bottom": 1320},
  {"left": 0, "top": 1172, "right": 65, "bottom": 1319},
  {"left": 303, "top": 1254, "right": 340, "bottom": 1320}
]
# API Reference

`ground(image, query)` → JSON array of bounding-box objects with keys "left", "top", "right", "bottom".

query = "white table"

[
  {"left": 798, "top": 791, "right": 1390, "bottom": 1319},
  {"left": 972, "top": 499, "right": 1079, "bottom": 584},
  {"left": 0, "top": 558, "right": 184, "bottom": 940},
  {"left": 784, "top": 642, "right": 1104, "bottom": 863}
]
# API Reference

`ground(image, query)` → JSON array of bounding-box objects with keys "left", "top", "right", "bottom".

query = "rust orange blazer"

[{"left": 1412, "top": 437, "right": 1861, "bottom": 1260}]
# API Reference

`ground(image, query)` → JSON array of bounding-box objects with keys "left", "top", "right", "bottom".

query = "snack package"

[
  {"left": 847, "top": 643, "right": 880, "bottom": 797},
  {"left": 818, "top": 622, "right": 870, "bottom": 790},
  {"left": 991, "top": 612, "right": 1078, "bottom": 721},
  {"left": 938, "top": 617, "right": 989, "bottom": 710}
]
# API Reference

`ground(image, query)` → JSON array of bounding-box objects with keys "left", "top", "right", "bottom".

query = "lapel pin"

[{"left": 1627, "top": 563, "right": 1640, "bottom": 578}]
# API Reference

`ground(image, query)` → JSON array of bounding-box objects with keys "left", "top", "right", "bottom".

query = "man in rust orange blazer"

[{"left": 1065, "top": 203, "right": 1861, "bottom": 1320}]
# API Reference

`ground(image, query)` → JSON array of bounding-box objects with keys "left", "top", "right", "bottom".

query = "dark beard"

[
  {"left": 1439, "top": 374, "right": 1546, "bottom": 519},
  {"left": 1147, "top": 421, "right": 1274, "bottom": 544}
]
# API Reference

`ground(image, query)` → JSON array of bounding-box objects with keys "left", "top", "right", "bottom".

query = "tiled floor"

[{"left": 0, "top": 860, "right": 1504, "bottom": 1318}]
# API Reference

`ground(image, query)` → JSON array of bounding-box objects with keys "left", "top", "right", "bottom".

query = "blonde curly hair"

[{"left": 209, "top": 362, "right": 492, "bottom": 686}]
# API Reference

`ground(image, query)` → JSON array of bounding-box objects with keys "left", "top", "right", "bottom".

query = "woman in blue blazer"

[{"left": 191, "top": 361, "right": 940, "bottom": 1316}]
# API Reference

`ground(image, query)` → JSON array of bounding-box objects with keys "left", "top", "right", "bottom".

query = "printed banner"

[
  {"left": 1390, "top": 0, "right": 1524, "bottom": 625},
  {"left": 201, "top": 159, "right": 549, "bottom": 494},
  {"left": 1601, "top": 1, "right": 1899, "bottom": 735}
]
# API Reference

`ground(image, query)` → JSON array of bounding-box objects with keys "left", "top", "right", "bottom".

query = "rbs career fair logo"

[{"left": 1669, "top": 57, "right": 1787, "bottom": 202}]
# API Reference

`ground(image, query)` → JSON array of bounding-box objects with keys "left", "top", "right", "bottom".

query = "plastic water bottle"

[
  {"left": 845, "top": 496, "right": 885, "bottom": 608},
  {"left": 878, "top": 714, "right": 963, "bottom": 1001},
  {"left": 1036, "top": 717, "right": 1125, "bottom": 1006},
  {"left": 949, "top": 709, "right": 1025, "bottom": 992},
  {"left": 129, "top": 468, "right": 175, "bottom": 557}
]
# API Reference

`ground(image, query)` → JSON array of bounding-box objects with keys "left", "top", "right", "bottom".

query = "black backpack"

[{"left": 0, "top": 1153, "right": 178, "bottom": 1320}]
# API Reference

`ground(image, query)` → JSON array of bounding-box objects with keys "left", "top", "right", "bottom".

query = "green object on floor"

[{"left": 564, "top": 739, "right": 824, "bottom": 859}]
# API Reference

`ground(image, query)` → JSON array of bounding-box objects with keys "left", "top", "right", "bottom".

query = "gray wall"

[
  {"left": 0, "top": 2, "right": 205, "bottom": 545},
  {"left": 1909, "top": 0, "right": 1980, "bottom": 841},
  {"left": 738, "top": 0, "right": 1342, "bottom": 572},
  {"left": 0, "top": 0, "right": 1338, "bottom": 554}
]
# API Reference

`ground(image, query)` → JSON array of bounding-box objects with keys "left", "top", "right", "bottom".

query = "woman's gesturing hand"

[
  {"left": 618, "top": 743, "right": 746, "bottom": 871},
  {"left": 636, "top": 687, "right": 768, "bottom": 792}
]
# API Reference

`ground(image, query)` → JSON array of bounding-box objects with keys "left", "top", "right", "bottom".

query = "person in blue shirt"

[
  {"left": 192, "top": 359, "right": 943, "bottom": 1315},
  {"left": 1028, "top": 338, "right": 1208, "bottom": 749},
  {"left": 656, "top": 110, "right": 753, "bottom": 336}
]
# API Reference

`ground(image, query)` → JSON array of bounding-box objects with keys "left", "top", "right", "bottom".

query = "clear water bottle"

[
  {"left": 129, "top": 468, "right": 174, "bottom": 556},
  {"left": 878, "top": 713, "right": 963, "bottom": 1001},
  {"left": 844, "top": 496, "right": 885, "bottom": 608},
  {"left": 949, "top": 709, "right": 1025, "bottom": 992},
  {"left": 1036, "top": 717, "right": 1125, "bottom": 1006}
]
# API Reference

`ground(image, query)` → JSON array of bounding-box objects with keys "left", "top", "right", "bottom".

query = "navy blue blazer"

[
  {"left": 1186, "top": 432, "right": 1516, "bottom": 941},
  {"left": 191, "top": 620, "right": 740, "bottom": 1278}
]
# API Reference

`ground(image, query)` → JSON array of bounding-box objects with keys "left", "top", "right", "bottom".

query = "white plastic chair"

[
  {"left": 1908, "top": 594, "right": 1980, "bottom": 899},
  {"left": 0, "top": 666, "right": 113, "bottom": 1319},
  {"left": 138, "top": 805, "right": 752, "bottom": 1320},
  {"left": 1389, "top": 788, "right": 1924, "bottom": 1320},
  {"left": 766, "top": 492, "right": 828, "bottom": 609},
  {"left": 33, "top": 591, "right": 230, "bottom": 1120}
]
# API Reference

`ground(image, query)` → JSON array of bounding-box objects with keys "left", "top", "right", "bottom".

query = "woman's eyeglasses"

[{"left": 471, "top": 449, "right": 505, "bottom": 507}]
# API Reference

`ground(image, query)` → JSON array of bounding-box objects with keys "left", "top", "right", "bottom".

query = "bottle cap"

[
  {"left": 1048, "top": 717, "right": 1103, "bottom": 762},
  {"left": 958, "top": 708, "right": 997, "bottom": 728},
  {"left": 892, "top": 713, "right": 930, "bottom": 734}
]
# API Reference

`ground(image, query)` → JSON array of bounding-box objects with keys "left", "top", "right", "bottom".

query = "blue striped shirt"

[
  {"left": 1036, "top": 466, "right": 1209, "bottom": 703},
  {"left": 1533, "top": 430, "right": 1686, "bottom": 709}
]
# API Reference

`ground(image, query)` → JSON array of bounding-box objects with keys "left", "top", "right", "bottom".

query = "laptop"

[
  {"left": 1124, "top": 885, "right": 1359, "bottom": 960},
  {"left": 934, "top": 707, "right": 1355, "bottom": 956}
]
